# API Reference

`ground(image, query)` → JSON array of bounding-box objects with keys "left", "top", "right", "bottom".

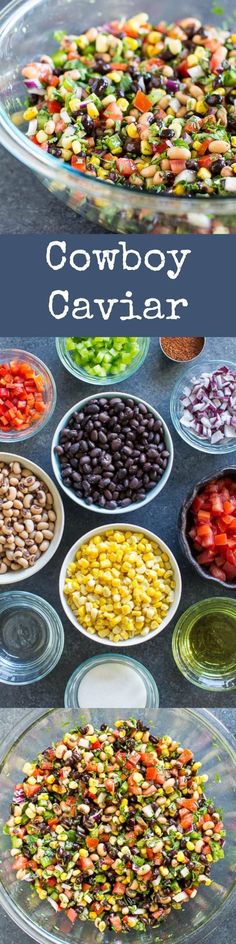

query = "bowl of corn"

[{"left": 59, "top": 523, "right": 182, "bottom": 646}]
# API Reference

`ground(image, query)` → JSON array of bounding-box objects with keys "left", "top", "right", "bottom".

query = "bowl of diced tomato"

[
  {"left": 0, "top": 349, "right": 57, "bottom": 442},
  {"left": 179, "top": 469, "right": 236, "bottom": 588}
]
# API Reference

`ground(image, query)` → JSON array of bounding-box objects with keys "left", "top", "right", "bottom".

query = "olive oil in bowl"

[{"left": 172, "top": 598, "right": 236, "bottom": 691}]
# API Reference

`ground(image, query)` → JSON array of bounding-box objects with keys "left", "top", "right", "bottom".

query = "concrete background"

[
  {"left": 0, "top": 336, "right": 236, "bottom": 708},
  {"left": 0, "top": 707, "right": 235, "bottom": 944}
]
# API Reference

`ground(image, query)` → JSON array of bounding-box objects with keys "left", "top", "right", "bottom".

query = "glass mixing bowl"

[
  {"left": 1, "top": 0, "right": 236, "bottom": 234},
  {"left": 56, "top": 338, "right": 150, "bottom": 385},
  {"left": 0, "top": 708, "right": 235, "bottom": 944}
]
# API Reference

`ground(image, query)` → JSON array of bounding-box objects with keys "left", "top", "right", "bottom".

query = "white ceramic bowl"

[
  {"left": 0, "top": 453, "right": 64, "bottom": 585},
  {"left": 51, "top": 391, "right": 173, "bottom": 515},
  {"left": 59, "top": 523, "right": 182, "bottom": 647}
]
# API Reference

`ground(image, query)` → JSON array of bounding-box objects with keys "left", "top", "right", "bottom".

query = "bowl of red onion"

[
  {"left": 170, "top": 360, "right": 236, "bottom": 454},
  {"left": 179, "top": 467, "right": 236, "bottom": 589}
]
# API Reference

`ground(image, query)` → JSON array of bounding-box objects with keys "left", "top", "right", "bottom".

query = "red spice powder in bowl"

[{"left": 160, "top": 337, "right": 205, "bottom": 363}]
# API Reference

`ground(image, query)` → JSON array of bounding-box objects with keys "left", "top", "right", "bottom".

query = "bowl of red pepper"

[
  {"left": 0, "top": 349, "right": 57, "bottom": 442},
  {"left": 179, "top": 468, "right": 236, "bottom": 588}
]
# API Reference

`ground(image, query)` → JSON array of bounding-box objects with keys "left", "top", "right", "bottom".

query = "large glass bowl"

[
  {"left": 56, "top": 338, "right": 150, "bottom": 385},
  {"left": 1, "top": 0, "right": 236, "bottom": 234},
  {"left": 0, "top": 708, "right": 235, "bottom": 944}
]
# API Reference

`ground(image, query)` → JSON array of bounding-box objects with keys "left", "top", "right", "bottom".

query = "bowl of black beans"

[{"left": 51, "top": 392, "right": 173, "bottom": 513}]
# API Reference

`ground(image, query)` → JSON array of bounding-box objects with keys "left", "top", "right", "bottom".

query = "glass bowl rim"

[
  {"left": 1, "top": 0, "right": 236, "bottom": 217},
  {"left": 170, "top": 359, "right": 236, "bottom": 455},
  {"left": 0, "top": 708, "right": 235, "bottom": 944},
  {"left": 0, "top": 347, "right": 57, "bottom": 441},
  {"left": 51, "top": 388, "right": 174, "bottom": 515},
  {"left": 64, "top": 652, "right": 160, "bottom": 706},
  {"left": 55, "top": 337, "right": 150, "bottom": 385}
]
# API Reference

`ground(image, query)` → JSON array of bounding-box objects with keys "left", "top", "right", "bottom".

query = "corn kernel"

[{"left": 23, "top": 107, "right": 38, "bottom": 121}]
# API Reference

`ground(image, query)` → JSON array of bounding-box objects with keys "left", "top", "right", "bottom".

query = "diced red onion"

[
  {"left": 166, "top": 79, "right": 180, "bottom": 92},
  {"left": 24, "top": 78, "right": 43, "bottom": 93},
  {"left": 180, "top": 365, "right": 236, "bottom": 444}
]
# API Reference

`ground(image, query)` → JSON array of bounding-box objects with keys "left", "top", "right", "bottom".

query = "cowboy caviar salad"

[
  {"left": 21, "top": 13, "right": 236, "bottom": 196},
  {"left": 5, "top": 718, "right": 225, "bottom": 932}
]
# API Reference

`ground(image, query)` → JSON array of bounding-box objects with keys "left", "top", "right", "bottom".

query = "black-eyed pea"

[
  {"left": 23, "top": 494, "right": 33, "bottom": 509},
  {"left": 32, "top": 514, "right": 41, "bottom": 523},
  {"left": 13, "top": 499, "right": 23, "bottom": 510},
  {"left": 0, "top": 562, "right": 7, "bottom": 574},
  {"left": 40, "top": 540, "right": 50, "bottom": 553},
  {"left": 42, "top": 529, "right": 54, "bottom": 540},
  {"left": 13, "top": 522, "right": 24, "bottom": 533},
  {"left": 49, "top": 510, "right": 56, "bottom": 522},
  {"left": 46, "top": 492, "right": 53, "bottom": 506},
  {"left": 17, "top": 557, "right": 29, "bottom": 569},
  {"left": 37, "top": 521, "right": 47, "bottom": 531},
  {"left": 12, "top": 462, "right": 21, "bottom": 475},
  {"left": 35, "top": 532, "right": 44, "bottom": 545},
  {"left": 25, "top": 519, "right": 34, "bottom": 534},
  {"left": 9, "top": 476, "right": 19, "bottom": 487},
  {"left": 37, "top": 490, "right": 46, "bottom": 505},
  {"left": 8, "top": 486, "right": 17, "bottom": 501},
  {"left": 141, "top": 165, "right": 156, "bottom": 178},
  {"left": 15, "top": 536, "right": 25, "bottom": 548}
]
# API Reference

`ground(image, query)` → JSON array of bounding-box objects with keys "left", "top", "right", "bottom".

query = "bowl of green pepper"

[{"left": 56, "top": 337, "right": 150, "bottom": 385}]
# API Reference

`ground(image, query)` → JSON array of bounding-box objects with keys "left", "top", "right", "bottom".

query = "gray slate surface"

[
  {"left": 0, "top": 148, "right": 108, "bottom": 235},
  {"left": 0, "top": 708, "right": 235, "bottom": 944},
  {"left": 0, "top": 336, "right": 236, "bottom": 708}
]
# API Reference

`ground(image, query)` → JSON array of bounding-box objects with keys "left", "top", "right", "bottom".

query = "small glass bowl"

[
  {"left": 56, "top": 337, "right": 150, "bottom": 385},
  {"left": 172, "top": 597, "right": 236, "bottom": 692},
  {"left": 0, "top": 591, "right": 64, "bottom": 684},
  {"left": 64, "top": 654, "right": 159, "bottom": 708},
  {"left": 170, "top": 359, "right": 236, "bottom": 455},
  {"left": 0, "top": 348, "right": 57, "bottom": 442}
]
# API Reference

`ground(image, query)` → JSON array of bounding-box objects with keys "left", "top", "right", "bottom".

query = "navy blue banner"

[{"left": 1, "top": 234, "right": 235, "bottom": 335}]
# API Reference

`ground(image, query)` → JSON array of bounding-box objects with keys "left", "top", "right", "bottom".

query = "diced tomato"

[
  {"left": 23, "top": 783, "right": 41, "bottom": 798},
  {"left": 210, "top": 564, "right": 226, "bottom": 581},
  {"left": 133, "top": 90, "right": 152, "bottom": 112},
  {"left": 178, "top": 749, "right": 193, "bottom": 765},
  {"left": 110, "top": 916, "right": 122, "bottom": 932},
  {"left": 86, "top": 837, "right": 98, "bottom": 850},
  {"left": 116, "top": 157, "right": 137, "bottom": 177},
  {"left": 12, "top": 855, "right": 29, "bottom": 871},
  {"left": 105, "top": 779, "right": 115, "bottom": 793},
  {"left": 47, "top": 100, "right": 62, "bottom": 113},
  {"left": 113, "top": 881, "right": 126, "bottom": 895},
  {"left": 181, "top": 814, "right": 194, "bottom": 831},
  {"left": 126, "top": 750, "right": 141, "bottom": 768},
  {"left": 78, "top": 856, "right": 94, "bottom": 871},
  {"left": 104, "top": 102, "right": 123, "bottom": 120},
  {"left": 170, "top": 159, "right": 186, "bottom": 174},
  {"left": 178, "top": 798, "right": 197, "bottom": 811},
  {"left": 141, "top": 752, "right": 158, "bottom": 766},
  {"left": 210, "top": 46, "right": 227, "bottom": 71},
  {"left": 67, "top": 909, "right": 78, "bottom": 924},
  {"left": 71, "top": 155, "right": 86, "bottom": 172},
  {"left": 48, "top": 817, "right": 59, "bottom": 828}
]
